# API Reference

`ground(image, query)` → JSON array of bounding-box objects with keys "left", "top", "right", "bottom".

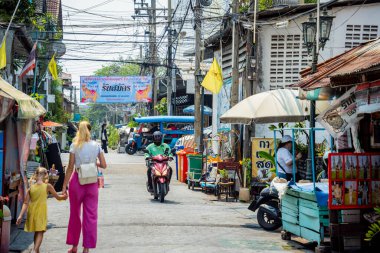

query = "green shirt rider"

[{"left": 145, "top": 131, "right": 173, "bottom": 192}]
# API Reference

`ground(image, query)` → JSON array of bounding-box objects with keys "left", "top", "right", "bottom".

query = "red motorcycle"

[{"left": 146, "top": 154, "right": 171, "bottom": 203}]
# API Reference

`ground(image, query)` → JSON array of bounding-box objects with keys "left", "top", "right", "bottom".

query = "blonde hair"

[
  {"left": 30, "top": 167, "right": 49, "bottom": 185},
  {"left": 73, "top": 121, "right": 91, "bottom": 148}
]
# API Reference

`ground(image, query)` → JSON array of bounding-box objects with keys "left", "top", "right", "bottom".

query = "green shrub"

[{"left": 107, "top": 125, "right": 119, "bottom": 149}]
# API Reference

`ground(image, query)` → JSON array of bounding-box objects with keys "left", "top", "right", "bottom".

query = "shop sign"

[
  {"left": 80, "top": 76, "right": 152, "bottom": 104},
  {"left": 328, "top": 152, "right": 380, "bottom": 210},
  {"left": 251, "top": 138, "right": 274, "bottom": 180}
]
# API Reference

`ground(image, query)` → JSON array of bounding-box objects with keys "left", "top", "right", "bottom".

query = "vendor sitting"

[{"left": 276, "top": 135, "right": 302, "bottom": 181}]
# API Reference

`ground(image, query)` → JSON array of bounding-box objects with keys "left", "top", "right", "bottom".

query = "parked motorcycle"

[
  {"left": 125, "top": 133, "right": 152, "bottom": 155},
  {"left": 145, "top": 152, "right": 172, "bottom": 203},
  {"left": 248, "top": 185, "right": 282, "bottom": 231}
]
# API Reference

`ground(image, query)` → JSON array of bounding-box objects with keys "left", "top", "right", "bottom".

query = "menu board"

[{"left": 328, "top": 153, "right": 380, "bottom": 209}]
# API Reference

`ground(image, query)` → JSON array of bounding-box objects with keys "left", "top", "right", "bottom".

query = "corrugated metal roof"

[{"left": 293, "top": 38, "right": 380, "bottom": 90}]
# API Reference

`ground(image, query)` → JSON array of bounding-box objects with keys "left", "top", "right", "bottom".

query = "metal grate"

[
  {"left": 345, "top": 24, "right": 379, "bottom": 49},
  {"left": 269, "top": 34, "right": 311, "bottom": 90}
]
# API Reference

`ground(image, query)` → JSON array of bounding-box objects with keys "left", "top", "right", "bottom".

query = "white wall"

[{"left": 259, "top": 3, "right": 380, "bottom": 92}]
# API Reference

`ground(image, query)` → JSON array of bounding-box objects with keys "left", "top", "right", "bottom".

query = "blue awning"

[{"left": 133, "top": 116, "right": 195, "bottom": 123}]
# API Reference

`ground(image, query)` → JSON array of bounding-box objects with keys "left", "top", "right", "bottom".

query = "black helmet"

[{"left": 153, "top": 131, "right": 163, "bottom": 144}]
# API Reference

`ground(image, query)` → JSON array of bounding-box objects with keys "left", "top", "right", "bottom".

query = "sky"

[{"left": 61, "top": 0, "right": 168, "bottom": 86}]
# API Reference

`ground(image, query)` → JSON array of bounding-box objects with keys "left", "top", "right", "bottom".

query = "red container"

[{"left": 177, "top": 150, "right": 189, "bottom": 183}]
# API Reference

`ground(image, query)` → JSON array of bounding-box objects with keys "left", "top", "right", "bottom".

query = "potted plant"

[
  {"left": 239, "top": 158, "right": 251, "bottom": 202},
  {"left": 219, "top": 169, "right": 229, "bottom": 183}
]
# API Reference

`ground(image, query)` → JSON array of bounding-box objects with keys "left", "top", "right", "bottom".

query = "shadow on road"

[{"left": 149, "top": 199, "right": 181, "bottom": 205}]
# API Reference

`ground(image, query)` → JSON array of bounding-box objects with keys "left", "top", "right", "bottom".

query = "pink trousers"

[{"left": 66, "top": 172, "right": 99, "bottom": 248}]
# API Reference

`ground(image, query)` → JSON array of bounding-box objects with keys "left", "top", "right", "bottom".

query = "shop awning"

[
  {"left": 0, "top": 77, "right": 46, "bottom": 119},
  {"left": 42, "top": 121, "right": 63, "bottom": 128},
  {"left": 220, "top": 89, "right": 330, "bottom": 125},
  {"left": 292, "top": 38, "right": 380, "bottom": 91}
]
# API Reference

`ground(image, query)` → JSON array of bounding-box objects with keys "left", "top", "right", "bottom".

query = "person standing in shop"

[{"left": 100, "top": 123, "right": 108, "bottom": 153}]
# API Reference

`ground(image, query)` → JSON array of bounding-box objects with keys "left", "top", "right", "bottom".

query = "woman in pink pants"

[{"left": 62, "top": 121, "right": 107, "bottom": 253}]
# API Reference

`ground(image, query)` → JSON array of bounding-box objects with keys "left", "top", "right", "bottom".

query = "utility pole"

[
  {"left": 243, "top": 0, "right": 258, "bottom": 159},
  {"left": 194, "top": 0, "right": 202, "bottom": 150},
  {"left": 167, "top": 0, "right": 173, "bottom": 115},
  {"left": 230, "top": 0, "right": 240, "bottom": 160},
  {"left": 150, "top": 0, "right": 157, "bottom": 116}
]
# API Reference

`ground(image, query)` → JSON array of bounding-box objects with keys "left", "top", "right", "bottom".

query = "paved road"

[{"left": 10, "top": 152, "right": 311, "bottom": 253}]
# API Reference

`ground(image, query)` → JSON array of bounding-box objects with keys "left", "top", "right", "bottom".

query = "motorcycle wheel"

[
  {"left": 257, "top": 206, "right": 282, "bottom": 231},
  {"left": 159, "top": 183, "right": 166, "bottom": 203},
  {"left": 125, "top": 143, "right": 137, "bottom": 155},
  {"left": 153, "top": 182, "right": 158, "bottom": 200}
]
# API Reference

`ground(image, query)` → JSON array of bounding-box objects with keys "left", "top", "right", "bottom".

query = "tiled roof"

[{"left": 293, "top": 38, "right": 380, "bottom": 90}]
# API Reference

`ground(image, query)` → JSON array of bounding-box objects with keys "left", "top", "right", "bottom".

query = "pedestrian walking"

[
  {"left": 16, "top": 167, "right": 67, "bottom": 253},
  {"left": 100, "top": 123, "right": 108, "bottom": 153},
  {"left": 62, "top": 121, "right": 107, "bottom": 253}
]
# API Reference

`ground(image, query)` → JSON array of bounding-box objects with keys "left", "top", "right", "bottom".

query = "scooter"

[
  {"left": 248, "top": 185, "right": 282, "bottom": 231},
  {"left": 145, "top": 152, "right": 171, "bottom": 203}
]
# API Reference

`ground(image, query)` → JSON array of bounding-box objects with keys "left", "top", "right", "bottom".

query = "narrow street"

[{"left": 10, "top": 153, "right": 311, "bottom": 253}]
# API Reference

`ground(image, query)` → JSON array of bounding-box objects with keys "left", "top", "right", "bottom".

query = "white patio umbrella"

[{"left": 220, "top": 89, "right": 329, "bottom": 124}]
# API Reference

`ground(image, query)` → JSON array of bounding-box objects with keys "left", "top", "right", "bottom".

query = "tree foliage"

[
  {"left": 44, "top": 79, "right": 70, "bottom": 123},
  {"left": 154, "top": 98, "right": 168, "bottom": 115},
  {"left": 0, "top": 0, "right": 34, "bottom": 24},
  {"left": 94, "top": 61, "right": 140, "bottom": 76}
]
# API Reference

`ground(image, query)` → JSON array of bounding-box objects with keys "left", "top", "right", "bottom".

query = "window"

[
  {"left": 269, "top": 33, "right": 310, "bottom": 90},
  {"left": 345, "top": 24, "right": 379, "bottom": 49}
]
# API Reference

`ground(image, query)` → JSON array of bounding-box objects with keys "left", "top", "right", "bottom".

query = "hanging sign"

[
  {"left": 80, "top": 76, "right": 152, "bottom": 104},
  {"left": 316, "top": 87, "right": 362, "bottom": 138},
  {"left": 251, "top": 138, "right": 274, "bottom": 180}
]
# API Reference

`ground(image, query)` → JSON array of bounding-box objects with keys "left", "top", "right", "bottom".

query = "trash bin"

[
  {"left": 187, "top": 154, "right": 203, "bottom": 189},
  {"left": 174, "top": 146, "right": 184, "bottom": 180},
  {"left": 0, "top": 205, "right": 11, "bottom": 253},
  {"left": 176, "top": 150, "right": 189, "bottom": 183}
]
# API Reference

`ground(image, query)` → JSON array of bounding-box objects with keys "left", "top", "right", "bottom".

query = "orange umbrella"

[{"left": 42, "top": 121, "right": 63, "bottom": 128}]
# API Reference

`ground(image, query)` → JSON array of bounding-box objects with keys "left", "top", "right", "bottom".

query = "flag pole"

[
  {"left": 45, "top": 67, "right": 49, "bottom": 112},
  {"left": 32, "top": 41, "right": 38, "bottom": 94}
]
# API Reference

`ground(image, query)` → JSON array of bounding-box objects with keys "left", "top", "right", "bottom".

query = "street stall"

[
  {"left": 220, "top": 89, "right": 329, "bottom": 199},
  {"left": 0, "top": 77, "right": 46, "bottom": 234},
  {"left": 290, "top": 38, "right": 380, "bottom": 251},
  {"left": 271, "top": 127, "right": 332, "bottom": 249}
]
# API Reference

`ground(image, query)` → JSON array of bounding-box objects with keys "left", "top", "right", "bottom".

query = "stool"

[{"left": 217, "top": 181, "right": 235, "bottom": 202}]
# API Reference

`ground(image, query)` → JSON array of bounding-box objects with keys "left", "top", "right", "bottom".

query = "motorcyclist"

[{"left": 145, "top": 131, "right": 173, "bottom": 192}]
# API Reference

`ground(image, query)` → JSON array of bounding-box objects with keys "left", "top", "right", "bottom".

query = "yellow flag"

[
  {"left": 48, "top": 54, "right": 58, "bottom": 80},
  {"left": 0, "top": 40, "right": 6, "bottom": 69},
  {"left": 201, "top": 58, "right": 223, "bottom": 94}
]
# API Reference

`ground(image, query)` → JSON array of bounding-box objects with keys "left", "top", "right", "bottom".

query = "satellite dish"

[{"left": 200, "top": 0, "right": 212, "bottom": 7}]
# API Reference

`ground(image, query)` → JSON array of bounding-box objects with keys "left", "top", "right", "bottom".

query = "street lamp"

[
  {"left": 195, "top": 70, "right": 205, "bottom": 153},
  {"left": 301, "top": 8, "right": 334, "bottom": 179}
]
